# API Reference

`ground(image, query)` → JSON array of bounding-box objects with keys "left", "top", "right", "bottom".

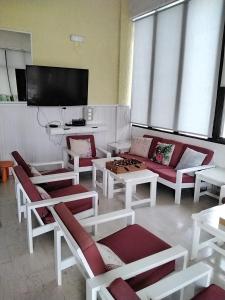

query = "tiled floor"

[{"left": 0, "top": 173, "right": 225, "bottom": 300}]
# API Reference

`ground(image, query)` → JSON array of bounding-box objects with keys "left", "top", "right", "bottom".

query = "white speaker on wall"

[{"left": 83, "top": 106, "right": 94, "bottom": 122}]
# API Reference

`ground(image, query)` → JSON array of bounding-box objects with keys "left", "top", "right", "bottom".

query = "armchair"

[
  {"left": 63, "top": 135, "right": 111, "bottom": 175},
  {"left": 50, "top": 203, "right": 188, "bottom": 300},
  {"left": 13, "top": 166, "right": 98, "bottom": 254}
]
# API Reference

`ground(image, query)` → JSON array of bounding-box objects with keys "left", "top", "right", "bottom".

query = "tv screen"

[{"left": 26, "top": 65, "right": 88, "bottom": 106}]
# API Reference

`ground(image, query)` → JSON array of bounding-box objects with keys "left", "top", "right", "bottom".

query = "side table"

[
  {"left": 194, "top": 167, "right": 225, "bottom": 205},
  {"left": 0, "top": 160, "right": 14, "bottom": 183},
  {"left": 107, "top": 141, "right": 131, "bottom": 155}
]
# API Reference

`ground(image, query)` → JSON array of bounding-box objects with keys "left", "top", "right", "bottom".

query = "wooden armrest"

[
  {"left": 27, "top": 191, "right": 98, "bottom": 209},
  {"left": 30, "top": 171, "right": 78, "bottom": 184},
  {"left": 137, "top": 262, "right": 212, "bottom": 299},
  {"left": 87, "top": 245, "right": 188, "bottom": 291},
  {"left": 30, "top": 160, "right": 64, "bottom": 167},
  {"left": 80, "top": 209, "right": 135, "bottom": 227},
  {"left": 96, "top": 147, "right": 111, "bottom": 158}
]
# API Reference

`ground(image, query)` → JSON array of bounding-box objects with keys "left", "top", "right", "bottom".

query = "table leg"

[
  {"left": 1, "top": 167, "right": 7, "bottom": 183},
  {"left": 108, "top": 173, "right": 114, "bottom": 199},
  {"left": 150, "top": 178, "right": 157, "bottom": 207},
  {"left": 125, "top": 182, "right": 132, "bottom": 209},
  {"left": 219, "top": 185, "right": 225, "bottom": 205},
  {"left": 191, "top": 219, "right": 201, "bottom": 260},
  {"left": 194, "top": 176, "right": 201, "bottom": 203},
  {"left": 103, "top": 169, "right": 107, "bottom": 197},
  {"left": 92, "top": 165, "right": 96, "bottom": 188}
]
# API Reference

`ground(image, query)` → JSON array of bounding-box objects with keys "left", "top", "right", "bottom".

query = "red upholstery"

[
  {"left": 54, "top": 203, "right": 106, "bottom": 275},
  {"left": 11, "top": 151, "right": 33, "bottom": 177},
  {"left": 157, "top": 168, "right": 194, "bottom": 183},
  {"left": 108, "top": 278, "right": 141, "bottom": 300},
  {"left": 13, "top": 166, "right": 49, "bottom": 218},
  {"left": 66, "top": 135, "right": 97, "bottom": 157},
  {"left": 99, "top": 224, "right": 175, "bottom": 291},
  {"left": 69, "top": 157, "right": 98, "bottom": 167},
  {"left": 42, "top": 168, "right": 72, "bottom": 191},
  {"left": 43, "top": 185, "right": 93, "bottom": 224},
  {"left": 192, "top": 284, "right": 225, "bottom": 300},
  {"left": 144, "top": 160, "right": 171, "bottom": 172},
  {"left": 183, "top": 144, "right": 214, "bottom": 165}
]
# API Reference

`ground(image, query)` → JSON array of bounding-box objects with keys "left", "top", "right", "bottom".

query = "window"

[{"left": 131, "top": 0, "right": 225, "bottom": 138}]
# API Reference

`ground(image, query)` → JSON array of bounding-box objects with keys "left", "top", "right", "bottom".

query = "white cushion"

[
  {"left": 96, "top": 242, "right": 125, "bottom": 270},
  {"left": 36, "top": 186, "right": 51, "bottom": 200},
  {"left": 129, "top": 137, "right": 152, "bottom": 158},
  {"left": 175, "top": 148, "right": 207, "bottom": 173},
  {"left": 69, "top": 138, "right": 92, "bottom": 158},
  {"left": 30, "top": 166, "right": 41, "bottom": 177}
]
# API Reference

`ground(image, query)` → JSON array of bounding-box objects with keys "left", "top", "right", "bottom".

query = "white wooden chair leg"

[
  {"left": 54, "top": 227, "right": 62, "bottom": 286},
  {"left": 125, "top": 183, "right": 132, "bottom": 209},
  {"left": 175, "top": 186, "right": 182, "bottom": 205},
  {"left": 150, "top": 179, "right": 157, "bottom": 207},
  {"left": 92, "top": 165, "right": 97, "bottom": 189},
  {"left": 194, "top": 176, "right": 201, "bottom": 203},
  {"left": 108, "top": 174, "right": 114, "bottom": 199},
  {"left": 86, "top": 283, "right": 97, "bottom": 300},
  {"left": 16, "top": 185, "right": 22, "bottom": 223},
  {"left": 103, "top": 169, "right": 107, "bottom": 197},
  {"left": 27, "top": 206, "right": 33, "bottom": 254}
]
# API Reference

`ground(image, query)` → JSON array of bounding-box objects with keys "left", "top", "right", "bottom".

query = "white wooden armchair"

[
  {"left": 13, "top": 166, "right": 98, "bottom": 254},
  {"left": 63, "top": 134, "right": 111, "bottom": 175},
  {"left": 50, "top": 203, "right": 188, "bottom": 300}
]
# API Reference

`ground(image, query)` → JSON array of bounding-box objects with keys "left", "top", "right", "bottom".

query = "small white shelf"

[{"left": 46, "top": 124, "right": 107, "bottom": 135}]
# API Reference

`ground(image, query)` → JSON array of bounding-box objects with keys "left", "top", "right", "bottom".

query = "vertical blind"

[{"left": 131, "top": 0, "right": 224, "bottom": 137}]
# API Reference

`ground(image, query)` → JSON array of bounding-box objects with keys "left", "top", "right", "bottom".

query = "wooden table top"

[{"left": 0, "top": 161, "right": 14, "bottom": 168}]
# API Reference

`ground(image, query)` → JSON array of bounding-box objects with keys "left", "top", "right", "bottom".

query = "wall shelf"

[{"left": 46, "top": 124, "right": 107, "bottom": 135}]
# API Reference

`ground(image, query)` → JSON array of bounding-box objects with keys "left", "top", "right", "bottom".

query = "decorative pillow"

[
  {"left": 129, "top": 137, "right": 152, "bottom": 158},
  {"left": 175, "top": 147, "right": 207, "bottom": 174},
  {"left": 69, "top": 139, "right": 92, "bottom": 158},
  {"left": 96, "top": 242, "right": 125, "bottom": 270},
  {"left": 30, "top": 166, "right": 41, "bottom": 177},
  {"left": 36, "top": 186, "right": 51, "bottom": 200},
  {"left": 151, "top": 142, "right": 175, "bottom": 166}
]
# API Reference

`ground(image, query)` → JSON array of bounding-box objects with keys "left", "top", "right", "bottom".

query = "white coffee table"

[
  {"left": 92, "top": 157, "right": 121, "bottom": 196},
  {"left": 107, "top": 169, "right": 158, "bottom": 209},
  {"left": 191, "top": 204, "right": 225, "bottom": 260},
  {"left": 194, "top": 167, "right": 225, "bottom": 205},
  {"left": 107, "top": 141, "right": 131, "bottom": 154}
]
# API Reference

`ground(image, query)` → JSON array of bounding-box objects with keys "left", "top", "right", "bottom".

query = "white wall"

[
  {"left": 128, "top": 0, "right": 176, "bottom": 18},
  {"left": 0, "top": 104, "right": 130, "bottom": 162},
  {"left": 132, "top": 126, "right": 225, "bottom": 167}
]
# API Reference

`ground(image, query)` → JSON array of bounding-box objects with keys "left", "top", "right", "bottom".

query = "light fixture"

[{"left": 70, "top": 34, "right": 85, "bottom": 43}]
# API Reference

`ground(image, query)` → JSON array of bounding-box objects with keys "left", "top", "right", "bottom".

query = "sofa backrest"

[
  {"left": 143, "top": 135, "right": 185, "bottom": 167},
  {"left": 13, "top": 165, "right": 49, "bottom": 218},
  {"left": 183, "top": 144, "right": 214, "bottom": 165},
  {"left": 54, "top": 202, "right": 106, "bottom": 276},
  {"left": 66, "top": 135, "right": 96, "bottom": 157},
  {"left": 11, "top": 151, "right": 33, "bottom": 177}
]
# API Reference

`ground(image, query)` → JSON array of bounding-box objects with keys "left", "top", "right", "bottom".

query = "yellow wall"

[{"left": 0, "top": 0, "right": 129, "bottom": 105}]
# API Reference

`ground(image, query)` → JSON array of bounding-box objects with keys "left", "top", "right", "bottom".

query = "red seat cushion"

[
  {"left": 66, "top": 135, "right": 97, "bottom": 157},
  {"left": 54, "top": 203, "right": 106, "bottom": 275},
  {"left": 157, "top": 168, "right": 194, "bottom": 183},
  {"left": 41, "top": 168, "right": 72, "bottom": 192},
  {"left": 43, "top": 184, "right": 93, "bottom": 224},
  {"left": 144, "top": 160, "right": 171, "bottom": 172},
  {"left": 69, "top": 157, "right": 98, "bottom": 167},
  {"left": 192, "top": 284, "right": 225, "bottom": 300},
  {"left": 99, "top": 224, "right": 175, "bottom": 291},
  {"left": 108, "top": 278, "right": 141, "bottom": 300}
]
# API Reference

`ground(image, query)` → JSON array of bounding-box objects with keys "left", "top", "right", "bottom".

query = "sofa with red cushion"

[{"left": 121, "top": 135, "right": 214, "bottom": 204}]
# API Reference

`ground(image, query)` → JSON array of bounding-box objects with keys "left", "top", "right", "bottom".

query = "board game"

[{"left": 106, "top": 159, "right": 146, "bottom": 174}]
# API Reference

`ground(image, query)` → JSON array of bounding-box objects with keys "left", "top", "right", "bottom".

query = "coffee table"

[
  {"left": 107, "top": 169, "right": 158, "bottom": 209},
  {"left": 92, "top": 157, "right": 121, "bottom": 196},
  {"left": 191, "top": 204, "right": 225, "bottom": 260}
]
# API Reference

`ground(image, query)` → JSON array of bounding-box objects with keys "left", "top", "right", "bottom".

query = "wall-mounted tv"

[{"left": 26, "top": 65, "right": 88, "bottom": 106}]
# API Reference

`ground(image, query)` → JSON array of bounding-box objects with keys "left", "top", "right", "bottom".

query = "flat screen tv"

[{"left": 26, "top": 65, "right": 88, "bottom": 106}]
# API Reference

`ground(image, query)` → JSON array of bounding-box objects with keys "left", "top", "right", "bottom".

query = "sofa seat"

[
  {"left": 41, "top": 168, "right": 73, "bottom": 192},
  {"left": 69, "top": 157, "right": 99, "bottom": 167},
  {"left": 99, "top": 224, "right": 175, "bottom": 291},
  {"left": 144, "top": 160, "right": 171, "bottom": 172},
  {"left": 42, "top": 184, "right": 93, "bottom": 224},
  {"left": 157, "top": 168, "right": 194, "bottom": 184},
  {"left": 192, "top": 284, "right": 225, "bottom": 300}
]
